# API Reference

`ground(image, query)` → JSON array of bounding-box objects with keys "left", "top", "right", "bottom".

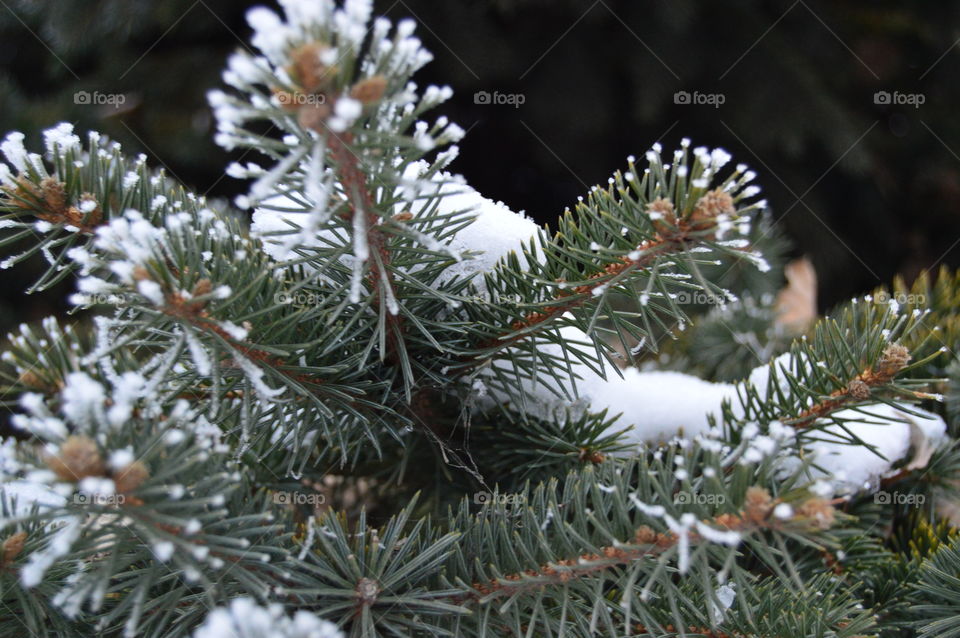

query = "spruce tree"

[{"left": 1, "top": 2, "right": 959, "bottom": 637}]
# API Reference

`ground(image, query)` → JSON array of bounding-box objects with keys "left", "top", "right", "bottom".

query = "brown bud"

[
  {"left": 2, "top": 531, "right": 27, "bottom": 565},
  {"left": 132, "top": 266, "right": 151, "bottom": 282},
  {"left": 72, "top": 193, "right": 102, "bottom": 228},
  {"left": 40, "top": 178, "right": 67, "bottom": 214},
  {"left": 355, "top": 577, "right": 380, "bottom": 604},
  {"left": 847, "top": 379, "right": 871, "bottom": 400},
  {"left": 113, "top": 461, "right": 149, "bottom": 494},
  {"left": 4, "top": 178, "right": 40, "bottom": 209},
  {"left": 17, "top": 370, "right": 45, "bottom": 390},
  {"left": 47, "top": 435, "right": 105, "bottom": 482},
  {"left": 647, "top": 197, "right": 677, "bottom": 234},
  {"left": 191, "top": 278, "right": 213, "bottom": 299},
  {"left": 694, "top": 188, "right": 735, "bottom": 217},
  {"left": 689, "top": 188, "right": 734, "bottom": 231},
  {"left": 578, "top": 448, "right": 605, "bottom": 464},
  {"left": 634, "top": 525, "right": 657, "bottom": 544},
  {"left": 743, "top": 486, "right": 773, "bottom": 523},
  {"left": 291, "top": 43, "right": 333, "bottom": 93},
  {"left": 797, "top": 497, "right": 835, "bottom": 530},
  {"left": 392, "top": 210, "right": 413, "bottom": 222},
  {"left": 350, "top": 75, "right": 388, "bottom": 104},
  {"left": 876, "top": 343, "right": 911, "bottom": 377}
]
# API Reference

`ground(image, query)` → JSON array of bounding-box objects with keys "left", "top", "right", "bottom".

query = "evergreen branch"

[
  {"left": 724, "top": 299, "right": 947, "bottom": 445},
  {"left": 786, "top": 342, "right": 917, "bottom": 430},
  {"left": 0, "top": 2, "right": 956, "bottom": 636},
  {"left": 457, "top": 502, "right": 789, "bottom": 606},
  {"left": 0, "top": 131, "right": 184, "bottom": 292},
  {"left": 912, "top": 534, "right": 960, "bottom": 637},
  {"left": 447, "top": 146, "right": 769, "bottom": 408},
  {"left": 283, "top": 447, "right": 857, "bottom": 637}
]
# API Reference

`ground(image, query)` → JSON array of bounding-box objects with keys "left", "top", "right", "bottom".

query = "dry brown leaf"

[{"left": 775, "top": 257, "right": 818, "bottom": 332}]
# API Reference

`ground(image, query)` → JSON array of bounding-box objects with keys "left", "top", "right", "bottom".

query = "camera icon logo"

[
  {"left": 74, "top": 90, "right": 91, "bottom": 105},
  {"left": 874, "top": 491, "right": 892, "bottom": 505},
  {"left": 473, "top": 491, "right": 491, "bottom": 505},
  {"left": 473, "top": 91, "right": 492, "bottom": 105},
  {"left": 673, "top": 90, "right": 691, "bottom": 105},
  {"left": 873, "top": 91, "right": 891, "bottom": 105}
]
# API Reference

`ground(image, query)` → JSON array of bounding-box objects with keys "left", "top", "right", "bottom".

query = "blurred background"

[{"left": 0, "top": 0, "right": 958, "bottom": 336}]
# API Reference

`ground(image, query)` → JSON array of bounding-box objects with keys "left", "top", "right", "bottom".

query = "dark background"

[{"left": 1, "top": 0, "right": 958, "bottom": 334}]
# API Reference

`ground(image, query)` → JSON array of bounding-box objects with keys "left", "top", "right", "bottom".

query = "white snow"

[
  {"left": 486, "top": 326, "right": 946, "bottom": 492},
  {"left": 711, "top": 583, "right": 737, "bottom": 623},
  {"left": 77, "top": 477, "right": 116, "bottom": 498},
  {"left": 108, "top": 448, "right": 136, "bottom": 471},
  {"left": 773, "top": 503, "right": 794, "bottom": 519},
  {"left": 42, "top": 123, "right": 81, "bottom": 157},
  {"left": 21, "top": 515, "right": 82, "bottom": 587},
  {"left": 667, "top": 512, "right": 696, "bottom": 574},
  {"left": 61, "top": 372, "right": 106, "bottom": 431},
  {"left": 184, "top": 329, "right": 213, "bottom": 377},
  {"left": 247, "top": 8, "right": 292, "bottom": 65},
  {"left": 137, "top": 280, "right": 164, "bottom": 306},
  {"left": 106, "top": 372, "right": 146, "bottom": 428},
  {"left": 411, "top": 174, "right": 542, "bottom": 295},
  {"left": 252, "top": 162, "right": 544, "bottom": 298},
  {"left": 1, "top": 480, "right": 66, "bottom": 520},
  {"left": 334, "top": 96, "right": 362, "bottom": 121},
  {"left": 778, "top": 403, "right": 946, "bottom": 493},
  {"left": 152, "top": 541, "right": 175, "bottom": 562},
  {"left": 193, "top": 598, "right": 343, "bottom": 638},
  {"left": 590, "top": 368, "right": 738, "bottom": 443},
  {"left": 695, "top": 521, "right": 741, "bottom": 546},
  {"left": 218, "top": 320, "right": 249, "bottom": 341},
  {"left": 348, "top": 205, "right": 368, "bottom": 302},
  {"left": 235, "top": 356, "right": 285, "bottom": 402},
  {"left": 1, "top": 131, "right": 28, "bottom": 172}
]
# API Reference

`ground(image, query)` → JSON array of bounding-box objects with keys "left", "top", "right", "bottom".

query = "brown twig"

[
  {"left": 327, "top": 131, "right": 404, "bottom": 363},
  {"left": 785, "top": 344, "right": 912, "bottom": 430},
  {"left": 474, "top": 232, "right": 693, "bottom": 358},
  {"left": 453, "top": 490, "right": 829, "bottom": 606}
]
